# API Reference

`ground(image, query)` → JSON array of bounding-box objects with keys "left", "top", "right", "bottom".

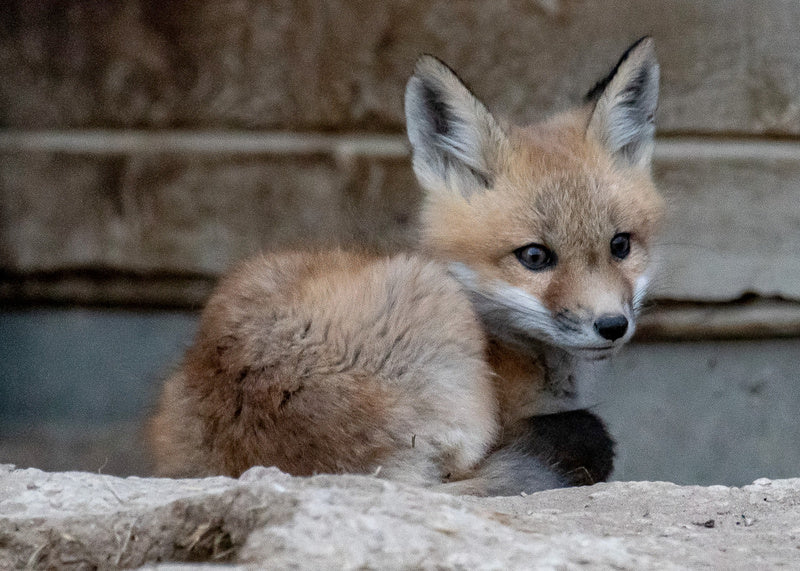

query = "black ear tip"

[
  {"left": 413, "top": 54, "right": 452, "bottom": 78},
  {"left": 622, "top": 36, "right": 656, "bottom": 61},
  {"left": 585, "top": 36, "right": 658, "bottom": 102},
  {"left": 631, "top": 35, "right": 654, "bottom": 50},
  {"left": 407, "top": 56, "right": 437, "bottom": 103}
]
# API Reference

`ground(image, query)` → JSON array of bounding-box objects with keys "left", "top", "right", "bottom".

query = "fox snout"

[
  {"left": 450, "top": 261, "right": 640, "bottom": 358},
  {"left": 553, "top": 301, "right": 636, "bottom": 357}
]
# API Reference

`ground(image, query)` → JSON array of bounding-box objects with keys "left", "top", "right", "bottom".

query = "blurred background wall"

[{"left": 1, "top": 1, "right": 799, "bottom": 485}]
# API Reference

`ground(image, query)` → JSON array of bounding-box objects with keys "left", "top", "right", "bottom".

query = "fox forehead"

[
  {"left": 424, "top": 115, "right": 663, "bottom": 260},
  {"left": 504, "top": 167, "right": 660, "bottom": 253},
  {"left": 508, "top": 116, "right": 661, "bottom": 238}
]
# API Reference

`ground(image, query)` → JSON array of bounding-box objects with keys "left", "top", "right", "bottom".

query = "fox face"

[{"left": 406, "top": 38, "right": 664, "bottom": 360}]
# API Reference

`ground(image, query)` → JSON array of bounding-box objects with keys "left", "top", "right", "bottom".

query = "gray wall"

[
  {"left": 1, "top": 1, "right": 799, "bottom": 483},
  {"left": 2, "top": 310, "right": 799, "bottom": 486}
]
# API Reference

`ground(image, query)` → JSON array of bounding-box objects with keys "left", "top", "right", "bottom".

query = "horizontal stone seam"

[
  {"left": 637, "top": 301, "right": 800, "bottom": 341},
  {"left": 2, "top": 130, "right": 800, "bottom": 161},
  {"left": 0, "top": 130, "right": 411, "bottom": 158}
]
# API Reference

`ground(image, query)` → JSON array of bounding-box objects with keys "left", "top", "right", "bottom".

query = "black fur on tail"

[{"left": 513, "top": 409, "right": 616, "bottom": 486}]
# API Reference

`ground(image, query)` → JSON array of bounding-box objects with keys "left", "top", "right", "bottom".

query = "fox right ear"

[
  {"left": 405, "top": 56, "right": 508, "bottom": 197},
  {"left": 586, "top": 37, "right": 660, "bottom": 169}
]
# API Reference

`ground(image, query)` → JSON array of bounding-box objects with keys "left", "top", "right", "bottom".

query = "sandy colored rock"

[{"left": 1, "top": 464, "right": 799, "bottom": 569}]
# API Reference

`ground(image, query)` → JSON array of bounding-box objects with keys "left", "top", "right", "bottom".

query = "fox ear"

[
  {"left": 405, "top": 55, "right": 508, "bottom": 197},
  {"left": 586, "top": 37, "right": 660, "bottom": 169}
]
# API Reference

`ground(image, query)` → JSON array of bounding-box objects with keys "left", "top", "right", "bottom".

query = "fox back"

[{"left": 150, "top": 250, "right": 498, "bottom": 485}]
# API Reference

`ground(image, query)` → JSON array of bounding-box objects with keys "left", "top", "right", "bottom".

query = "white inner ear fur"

[{"left": 587, "top": 38, "right": 660, "bottom": 169}]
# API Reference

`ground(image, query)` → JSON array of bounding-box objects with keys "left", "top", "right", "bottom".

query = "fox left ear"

[
  {"left": 586, "top": 37, "right": 660, "bottom": 169},
  {"left": 405, "top": 55, "right": 508, "bottom": 197}
]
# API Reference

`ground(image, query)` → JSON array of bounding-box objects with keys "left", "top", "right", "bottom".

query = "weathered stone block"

[
  {"left": 602, "top": 338, "right": 800, "bottom": 486},
  {"left": 2, "top": 136, "right": 798, "bottom": 304},
  {"left": 0, "top": 150, "right": 420, "bottom": 277},
  {"left": 2, "top": 1, "right": 800, "bottom": 134},
  {"left": 1, "top": 466, "right": 799, "bottom": 568},
  {"left": 653, "top": 141, "right": 800, "bottom": 301}
]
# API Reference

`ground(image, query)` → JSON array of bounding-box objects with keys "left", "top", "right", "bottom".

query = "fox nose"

[{"left": 594, "top": 314, "right": 629, "bottom": 341}]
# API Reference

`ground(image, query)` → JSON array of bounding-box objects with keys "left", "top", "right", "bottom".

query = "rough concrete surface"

[{"left": 1, "top": 464, "right": 799, "bottom": 569}]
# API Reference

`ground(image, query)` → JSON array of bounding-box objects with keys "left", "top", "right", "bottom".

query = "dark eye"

[
  {"left": 610, "top": 233, "right": 631, "bottom": 260},
  {"left": 514, "top": 243, "right": 557, "bottom": 271}
]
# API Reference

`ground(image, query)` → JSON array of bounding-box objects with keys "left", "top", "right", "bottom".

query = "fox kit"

[{"left": 149, "top": 38, "right": 664, "bottom": 495}]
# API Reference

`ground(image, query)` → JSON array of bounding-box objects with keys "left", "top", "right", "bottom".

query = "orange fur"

[{"left": 150, "top": 39, "right": 664, "bottom": 494}]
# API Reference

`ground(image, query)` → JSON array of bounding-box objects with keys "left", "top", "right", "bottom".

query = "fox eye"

[
  {"left": 610, "top": 233, "right": 631, "bottom": 260},
  {"left": 514, "top": 243, "right": 556, "bottom": 271}
]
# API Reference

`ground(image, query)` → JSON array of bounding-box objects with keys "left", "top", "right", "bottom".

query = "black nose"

[{"left": 594, "top": 314, "right": 629, "bottom": 341}]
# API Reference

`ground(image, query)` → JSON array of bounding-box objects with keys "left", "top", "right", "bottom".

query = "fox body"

[
  {"left": 150, "top": 38, "right": 664, "bottom": 495},
  {"left": 150, "top": 251, "right": 497, "bottom": 485}
]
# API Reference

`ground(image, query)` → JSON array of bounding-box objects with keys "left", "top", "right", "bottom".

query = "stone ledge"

[
  {"left": 0, "top": 130, "right": 411, "bottom": 157},
  {"left": 4, "top": 130, "right": 800, "bottom": 159},
  {"left": 1, "top": 465, "right": 798, "bottom": 569}
]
